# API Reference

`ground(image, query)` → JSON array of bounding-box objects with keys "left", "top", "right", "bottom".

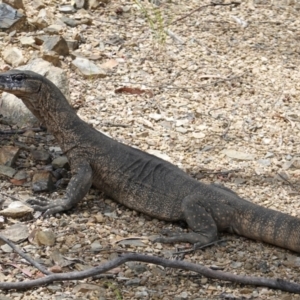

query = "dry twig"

[
  {"left": 171, "top": 1, "right": 241, "bottom": 25},
  {"left": 0, "top": 235, "right": 51, "bottom": 275},
  {"left": 0, "top": 237, "right": 300, "bottom": 293}
]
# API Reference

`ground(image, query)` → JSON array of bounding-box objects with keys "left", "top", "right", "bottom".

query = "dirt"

[{"left": 1, "top": 0, "right": 300, "bottom": 299}]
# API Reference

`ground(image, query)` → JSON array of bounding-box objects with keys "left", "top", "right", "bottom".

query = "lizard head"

[{"left": 0, "top": 70, "right": 42, "bottom": 96}]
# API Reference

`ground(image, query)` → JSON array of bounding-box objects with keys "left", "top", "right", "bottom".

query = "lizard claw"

[
  {"left": 27, "top": 195, "right": 52, "bottom": 207},
  {"left": 152, "top": 228, "right": 178, "bottom": 243},
  {"left": 27, "top": 196, "right": 70, "bottom": 216}
]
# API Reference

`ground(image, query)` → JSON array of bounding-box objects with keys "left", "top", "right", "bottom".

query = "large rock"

[
  {"left": 0, "top": 58, "right": 70, "bottom": 126},
  {"left": 2, "top": 47, "right": 25, "bottom": 67},
  {"left": 0, "top": 3, "right": 26, "bottom": 32},
  {"left": 2, "top": 0, "right": 25, "bottom": 10}
]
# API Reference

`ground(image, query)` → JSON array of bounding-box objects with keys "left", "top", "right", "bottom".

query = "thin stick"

[
  {"left": 0, "top": 253, "right": 299, "bottom": 292},
  {"left": 0, "top": 235, "right": 52, "bottom": 275},
  {"left": 171, "top": 2, "right": 241, "bottom": 25}
]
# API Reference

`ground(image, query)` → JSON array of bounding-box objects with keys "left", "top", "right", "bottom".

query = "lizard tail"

[{"left": 234, "top": 205, "right": 300, "bottom": 253}]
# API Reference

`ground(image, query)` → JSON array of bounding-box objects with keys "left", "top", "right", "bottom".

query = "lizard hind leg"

[{"left": 154, "top": 194, "right": 219, "bottom": 247}]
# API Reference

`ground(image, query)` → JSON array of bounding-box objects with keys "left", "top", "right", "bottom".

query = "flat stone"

[
  {"left": 221, "top": 149, "right": 255, "bottom": 161},
  {"left": 176, "top": 127, "right": 188, "bottom": 134},
  {"left": 91, "top": 240, "right": 102, "bottom": 252},
  {"left": 72, "top": 283, "right": 104, "bottom": 293},
  {"left": 0, "top": 201, "right": 33, "bottom": 218},
  {"left": 127, "top": 262, "right": 148, "bottom": 274},
  {"left": 2, "top": 47, "right": 24, "bottom": 67},
  {"left": 0, "top": 3, "right": 25, "bottom": 32},
  {"left": 58, "top": 5, "right": 76, "bottom": 14},
  {"left": 31, "top": 149, "right": 51, "bottom": 163},
  {"left": 42, "top": 35, "right": 69, "bottom": 56},
  {"left": 52, "top": 156, "right": 69, "bottom": 169},
  {"left": 42, "top": 51, "right": 61, "bottom": 67},
  {"left": 94, "top": 213, "right": 104, "bottom": 223},
  {"left": 19, "top": 36, "right": 35, "bottom": 46},
  {"left": 0, "top": 223, "right": 29, "bottom": 244},
  {"left": 0, "top": 165, "right": 16, "bottom": 178},
  {"left": 49, "top": 146, "right": 63, "bottom": 153},
  {"left": 32, "top": 0, "right": 45, "bottom": 9},
  {"left": 1, "top": 244, "right": 13, "bottom": 253},
  {"left": 60, "top": 16, "right": 91, "bottom": 27},
  {"left": 60, "top": 16, "right": 77, "bottom": 27},
  {"left": 32, "top": 171, "right": 54, "bottom": 192},
  {"left": 126, "top": 278, "right": 141, "bottom": 286},
  {"left": 44, "top": 24, "right": 64, "bottom": 34},
  {"left": 66, "top": 39, "right": 78, "bottom": 51},
  {"left": 33, "top": 8, "right": 53, "bottom": 29},
  {"left": 117, "top": 239, "right": 146, "bottom": 247},
  {"left": 74, "top": 0, "right": 86, "bottom": 9},
  {"left": 35, "top": 229, "right": 56, "bottom": 246},
  {"left": 0, "top": 216, "right": 5, "bottom": 229},
  {"left": 192, "top": 132, "right": 205, "bottom": 139},
  {"left": 88, "top": 0, "right": 109, "bottom": 9},
  {"left": 2, "top": 0, "right": 24, "bottom": 10},
  {"left": 257, "top": 159, "right": 271, "bottom": 166},
  {"left": 0, "top": 146, "right": 20, "bottom": 167},
  {"left": 71, "top": 57, "right": 107, "bottom": 78}
]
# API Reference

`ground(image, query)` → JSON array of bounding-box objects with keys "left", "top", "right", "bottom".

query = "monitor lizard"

[{"left": 0, "top": 69, "right": 300, "bottom": 252}]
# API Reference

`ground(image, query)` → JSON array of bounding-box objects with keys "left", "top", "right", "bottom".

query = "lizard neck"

[{"left": 19, "top": 79, "right": 87, "bottom": 148}]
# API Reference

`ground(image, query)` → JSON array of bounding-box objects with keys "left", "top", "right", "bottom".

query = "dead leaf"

[
  {"left": 49, "top": 265, "right": 63, "bottom": 273},
  {"left": 6, "top": 264, "right": 32, "bottom": 277},
  {"left": 115, "top": 87, "right": 153, "bottom": 97},
  {"left": 10, "top": 178, "right": 27, "bottom": 185}
]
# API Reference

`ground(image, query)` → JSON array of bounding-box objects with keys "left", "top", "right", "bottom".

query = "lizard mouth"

[
  {"left": 0, "top": 76, "right": 11, "bottom": 91},
  {"left": 0, "top": 83, "right": 8, "bottom": 91}
]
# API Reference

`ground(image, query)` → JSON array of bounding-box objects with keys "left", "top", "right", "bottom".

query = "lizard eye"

[{"left": 12, "top": 74, "right": 23, "bottom": 81}]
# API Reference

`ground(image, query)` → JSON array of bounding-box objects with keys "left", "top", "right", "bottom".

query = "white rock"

[
  {"left": 192, "top": 132, "right": 205, "bottom": 139},
  {"left": 221, "top": 149, "right": 255, "bottom": 161},
  {"left": 71, "top": 57, "right": 107, "bottom": 78},
  {"left": 2, "top": 47, "right": 24, "bottom": 67},
  {"left": 149, "top": 113, "right": 162, "bottom": 121}
]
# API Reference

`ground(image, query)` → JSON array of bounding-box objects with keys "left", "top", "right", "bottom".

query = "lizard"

[{"left": 0, "top": 69, "right": 300, "bottom": 252}]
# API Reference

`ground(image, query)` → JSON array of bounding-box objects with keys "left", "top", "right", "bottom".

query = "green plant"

[
  {"left": 134, "top": 0, "right": 168, "bottom": 45},
  {"left": 104, "top": 281, "right": 123, "bottom": 300}
]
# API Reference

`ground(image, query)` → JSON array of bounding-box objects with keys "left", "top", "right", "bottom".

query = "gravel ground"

[{"left": 1, "top": 0, "right": 300, "bottom": 299}]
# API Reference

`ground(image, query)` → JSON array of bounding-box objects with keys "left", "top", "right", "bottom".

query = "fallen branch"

[
  {"left": 171, "top": 1, "right": 241, "bottom": 25},
  {"left": 0, "top": 246, "right": 300, "bottom": 293},
  {"left": 0, "top": 235, "right": 51, "bottom": 276}
]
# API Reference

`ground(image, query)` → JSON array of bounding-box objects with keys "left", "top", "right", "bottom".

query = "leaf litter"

[{"left": 1, "top": 0, "right": 300, "bottom": 299}]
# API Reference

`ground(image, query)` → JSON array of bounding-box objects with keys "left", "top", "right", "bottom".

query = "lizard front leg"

[{"left": 27, "top": 160, "right": 93, "bottom": 216}]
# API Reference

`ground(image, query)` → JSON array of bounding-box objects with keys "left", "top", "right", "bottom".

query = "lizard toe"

[
  {"left": 160, "top": 228, "right": 183, "bottom": 237},
  {"left": 27, "top": 198, "right": 51, "bottom": 207},
  {"left": 43, "top": 206, "right": 67, "bottom": 217},
  {"left": 28, "top": 204, "right": 50, "bottom": 212}
]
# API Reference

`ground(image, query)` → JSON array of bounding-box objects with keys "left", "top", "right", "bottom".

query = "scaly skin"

[{"left": 1, "top": 69, "right": 300, "bottom": 252}]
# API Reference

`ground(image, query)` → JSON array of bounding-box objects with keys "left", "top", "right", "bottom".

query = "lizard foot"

[
  {"left": 27, "top": 196, "right": 70, "bottom": 216},
  {"left": 27, "top": 195, "right": 52, "bottom": 207},
  {"left": 160, "top": 228, "right": 183, "bottom": 237},
  {"left": 153, "top": 230, "right": 218, "bottom": 245}
]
